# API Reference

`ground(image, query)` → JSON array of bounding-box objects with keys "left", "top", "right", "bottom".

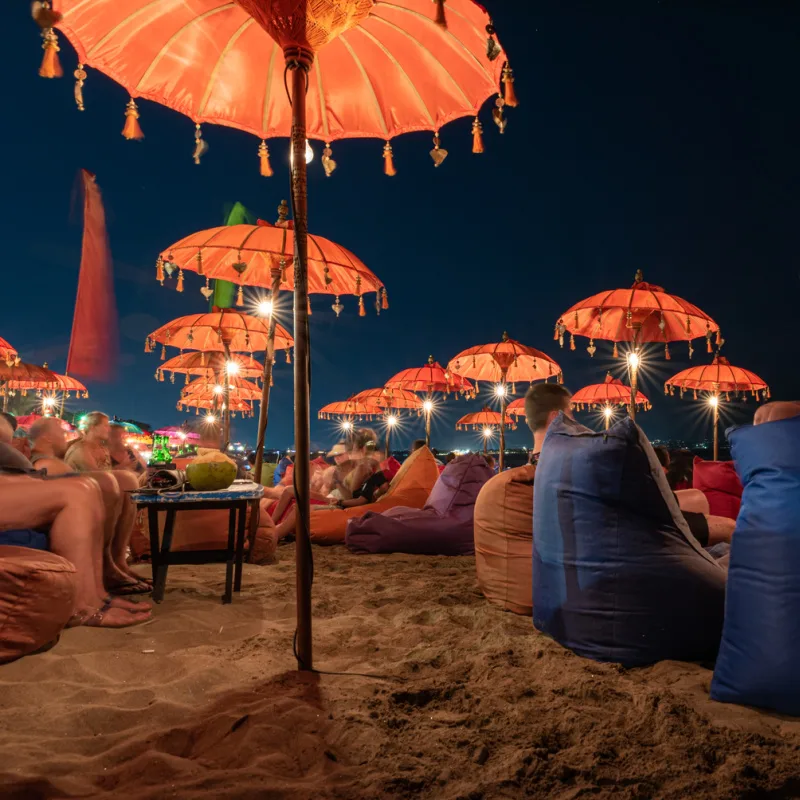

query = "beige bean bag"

[
  {"left": 0, "top": 545, "right": 77, "bottom": 663},
  {"left": 474, "top": 465, "right": 535, "bottom": 615}
]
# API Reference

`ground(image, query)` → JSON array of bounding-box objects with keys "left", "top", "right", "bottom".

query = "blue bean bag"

[
  {"left": 345, "top": 454, "right": 493, "bottom": 555},
  {"left": 533, "top": 415, "right": 727, "bottom": 667},
  {"left": 711, "top": 416, "right": 800, "bottom": 715}
]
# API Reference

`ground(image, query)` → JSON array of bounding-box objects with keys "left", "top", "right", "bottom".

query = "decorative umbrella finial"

[
  {"left": 427, "top": 355, "right": 434, "bottom": 366},
  {"left": 634, "top": 269, "right": 644, "bottom": 284},
  {"left": 276, "top": 199, "right": 289, "bottom": 225},
  {"left": 501, "top": 331, "right": 509, "bottom": 342}
]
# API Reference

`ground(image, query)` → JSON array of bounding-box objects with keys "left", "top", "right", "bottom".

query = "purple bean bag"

[{"left": 345, "top": 454, "right": 494, "bottom": 555}]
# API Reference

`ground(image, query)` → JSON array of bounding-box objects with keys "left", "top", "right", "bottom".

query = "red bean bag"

[
  {"left": 0, "top": 546, "right": 77, "bottom": 663},
  {"left": 693, "top": 457, "right": 743, "bottom": 520},
  {"left": 474, "top": 465, "right": 535, "bottom": 615}
]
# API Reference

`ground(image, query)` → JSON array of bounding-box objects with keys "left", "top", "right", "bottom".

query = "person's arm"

[
  {"left": 38, "top": 458, "right": 73, "bottom": 476},
  {"left": 64, "top": 445, "right": 100, "bottom": 472}
]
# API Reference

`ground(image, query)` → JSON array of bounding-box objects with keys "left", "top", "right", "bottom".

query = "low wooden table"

[{"left": 131, "top": 482, "right": 264, "bottom": 604}]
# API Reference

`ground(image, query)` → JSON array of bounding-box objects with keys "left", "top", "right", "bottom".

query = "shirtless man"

[{"left": 29, "top": 415, "right": 150, "bottom": 595}]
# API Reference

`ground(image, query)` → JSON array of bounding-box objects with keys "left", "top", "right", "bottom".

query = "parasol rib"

[
  {"left": 314, "top": 52, "right": 331, "bottom": 140},
  {"left": 136, "top": 5, "right": 235, "bottom": 96},
  {"left": 85, "top": 0, "right": 165, "bottom": 64},
  {"left": 197, "top": 18, "right": 256, "bottom": 116},
  {"left": 260, "top": 41, "right": 280, "bottom": 135},
  {"left": 338, "top": 33, "right": 390, "bottom": 139}
]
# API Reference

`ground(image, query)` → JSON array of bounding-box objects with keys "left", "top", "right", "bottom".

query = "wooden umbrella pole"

[
  {"left": 499, "top": 372, "right": 508, "bottom": 472},
  {"left": 605, "top": 406, "right": 611, "bottom": 431},
  {"left": 713, "top": 393, "right": 720, "bottom": 461},
  {"left": 628, "top": 326, "right": 641, "bottom": 423},
  {"left": 425, "top": 394, "right": 432, "bottom": 448},
  {"left": 289, "top": 59, "right": 313, "bottom": 672},
  {"left": 222, "top": 342, "right": 233, "bottom": 451}
]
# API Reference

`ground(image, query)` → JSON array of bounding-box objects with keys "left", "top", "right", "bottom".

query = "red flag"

[{"left": 67, "top": 170, "right": 118, "bottom": 381}]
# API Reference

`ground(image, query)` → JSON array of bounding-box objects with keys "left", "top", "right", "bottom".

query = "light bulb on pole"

[
  {"left": 422, "top": 398, "right": 434, "bottom": 448},
  {"left": 708, "top": 393, "right": 720, "bottom": 460},
  {"left": 626, "top": 350, "right": 642, "bottom": 422},
  {"left": 385, "top": 414, "right": 398, "bottom": 456},
  {"left": 603, "top": 404, "right": 614, "bottom": 430},
  {"left": 204, "top": 413, "right": 217, "bottom": 425},
  {"left": 289, "top": 140, "right": 314, "bottom": 165},
  {"left": 226, "top": 360, "right": 240, "bottom": 376},
  {"left": 257, "top": 299, "right": 273, "bottom": 318},
  {"left": 481, "top": 425, "right": 493, "bottom": 454}
]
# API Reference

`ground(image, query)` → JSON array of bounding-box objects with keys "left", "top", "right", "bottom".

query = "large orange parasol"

[
  {"left": 182, "top": 377, "right": 264, "bottom": 404},
  {"left": 317, "top": 398, "right": 384, "bottom": 421},
  {"left": 42, "top": 0, "right": 515, "bottom": 672},
  {"left": 447, "top": 333, "right": 563, "bottom": 470},
  {"left": 157, "top": 352, "right": 265, "bottom": 384},
  {"left": 3, "top": 368, "right": 89, "bottom": 417},
  {"left": 350, "top": 387, "right": 423, "bottom": 453},
  {"left": 158, "top": 199, "right": 384, "bottom": 504},
  {"left": 0, "top": 337, "right": 19, "bottom": 366},
  {"left": 0, "top": 362, "right": 60, "bottom": 412},
  {"left": 556, "top": 270, "right": 720, "bottom": 421},
  {"left": 665, "top": 356, "right": 769, "bottom": 460},
  {"left": 385, "top": 356, "right": 474, "bottom": 448}
]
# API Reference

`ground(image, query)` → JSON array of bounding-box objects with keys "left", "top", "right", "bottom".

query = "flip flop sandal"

[
  {"left": 68, "top": 600, "right": 149, "bottom": 629},
  {"left": 108, "top": 580, "right": 152, "bottom": 596}
]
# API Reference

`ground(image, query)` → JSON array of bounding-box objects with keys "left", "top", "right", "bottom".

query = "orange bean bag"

[
  {"left": 474, "top": 465, "right": 535, "bottom": 616},
  {"left": 309, "top": 446, "right": 440, "bottom": 545},
  {"left": 0, "top": 545, "right": 77, "bottom": 663}
]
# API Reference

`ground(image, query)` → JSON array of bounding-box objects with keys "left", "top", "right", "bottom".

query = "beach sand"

[{"left": 0, "top": 544, "right": 798, "bottom": 799}]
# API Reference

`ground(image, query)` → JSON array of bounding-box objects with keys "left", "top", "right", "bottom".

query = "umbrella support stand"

[
  {"left": 289, "top": 57, "right": 313, "bottom": 672},
  {"left": 247, "top": 271, "right": 283, "bottom": 556}
]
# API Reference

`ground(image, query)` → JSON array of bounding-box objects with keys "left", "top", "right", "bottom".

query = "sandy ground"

[{"left": 0, "top": 544, "right": 799, "bottom": 800}]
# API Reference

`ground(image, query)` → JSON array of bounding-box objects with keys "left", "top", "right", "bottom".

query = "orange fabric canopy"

[
  {"left": 161, "top": 218, "right": 384, "bottom": 308},
  {"left": 448, "top": 334, "right": 562, "bottom": 386},
  {"left": 0, "top": 337, "right": 18, "bottom": 365},
  {"left": 182, "top": 377, "right": 263, "bottom": 403},
  {"left": 665, "top": 356, "right": 769, "bottom": 397},
  {"left": 385, "top": 357, "right": 473, "bottom": 396},
  {"left": 556, "top": 271, "right": 720, "bottom": 355},
  {"left": 570, "top": 373, "right": 650, "bottom": 410},
  {"left": 456, "top": 407, "right": 515, "bottom": 431},
  {"left": 350, "top": 387, "right": 422, "bottom": 411},
  {"left": 318, "top": 399, "right": 383, "bottom": 420},
  {"left": 180, "top": 395, "right": 253, "bottom": 415},
  {"left": 146, "top": 309, "right": 293, "bottom": 354},
  {"left": 52, "top": 1, "right": 508, "bottom": 147},
  {"left": 157, "top": 351, "right": 265, "bottom": 383},
  {"left": 0, "top": 362, "right": 59, "bottom": 391}
]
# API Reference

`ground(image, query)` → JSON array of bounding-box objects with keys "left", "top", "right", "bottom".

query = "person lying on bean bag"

[{"left": 345, "top": 453, "right": 493, "bottom": 556}]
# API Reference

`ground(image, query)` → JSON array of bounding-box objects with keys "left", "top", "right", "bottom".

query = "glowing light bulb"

[
  {"left": 213, "top": 385, "right": 224, "bottom": 395},
  {"left": 226, "top": 360, "right": 240, "bottom": 375},
  {"left": 205, "top": 414, "right": 217, "bottom": 425},
  {"left": 423, "top": 400, "right": 434, "bottom": 413},
  {"left": 42, "top": 397, "right": 55, "bottom": 407},
  {"left": 341, "top": 420, "right": 354, "bottom": 432},
  {"left": 386, "top": 415, "right": 398, "bottom": 427},
  {"left": 257, "top": 300, "right": 273, "bottom": 318},
  {"left": 494, "top": 383, "right": 507, "bottom": 398},
  {"left": 627, "top": 352, "right": 640, "bottom": 370},
  {"left": 482, "top": 426, "right": 493, "bottom": 438},
  {"left": 178, "top": 432, "right": 187, "bottom": 440},
  {"left": 289, "top": 140, "right": 314, "bottom": 165},
  {"left": 603, "top": 406, "right": 613, "bottom": 419},
  {"left": 708, "top": 395, "right": 719, "bottom": 408}
]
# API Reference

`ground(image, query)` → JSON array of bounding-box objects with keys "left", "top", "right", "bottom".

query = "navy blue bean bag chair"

[
  {"left": 533, "top": 415, "right": 726, "bottom": 667},
  {"left": 345, "top": 454, "right": 493, "bottom": 555},
  {"left": 711, "top": 416, "right": 800, "bottom": 715}
]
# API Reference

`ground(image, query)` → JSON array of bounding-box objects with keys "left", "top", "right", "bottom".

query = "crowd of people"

[{"left": 0, "top": 411, "right": 152, "bottom": 628}]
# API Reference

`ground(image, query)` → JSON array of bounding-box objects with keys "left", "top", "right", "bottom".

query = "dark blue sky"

[{"left": 4, "top": 3, "right": 798, "bottom": 450}]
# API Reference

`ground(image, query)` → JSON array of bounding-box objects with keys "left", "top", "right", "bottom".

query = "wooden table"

[{"left": 131, "top": 482, "right": 264, "bottom": 604}]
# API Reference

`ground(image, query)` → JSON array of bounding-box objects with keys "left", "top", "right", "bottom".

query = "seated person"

[
  {"left": 30, "top": 414, "right": 150, "bottom": 595},
  {"left": 654, "top": 446, "right": 734, "bottom": 546},
  {"left": 107, "top": 423, "right": 148, "bottom": 476},
  {"left": 0, "top": 418, "right": 149, "bottom": 628}
]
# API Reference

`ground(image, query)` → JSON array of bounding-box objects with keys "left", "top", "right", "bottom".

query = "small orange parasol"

[
  {"left": 157, "top": 352, "right": 265, "bottom": 385},
  {"left": 447, "top": 333, "right": 563, "bottom": 470},
  {"left": 456, "top": 407, "right": 514, "bottom": 455},
  {"left": 350, "top": 387, "right": 423, "bottom": 453},
  {"left": 556, "top": 270, "right": 720, "bottom": 421},
  {"left": 665, "top": 355, "right": 769, "bottom": 460},
  {"left": 571, "top": 373, "right": 650, "bottom": 430},
  {"left": 0, "top": 337, "right": 19, "bottom": 366},
  {"left": 317, "top": 398, "right": 384, "bottom": 421},
  {"left": 180, "top": 395, "right": 254, "bottom": 418},
  {"left": 182, "top": 377, "right": 264, "bottom": 404},
  {"left": 0, "top": 362, "right": 60, "bottom": 414}
]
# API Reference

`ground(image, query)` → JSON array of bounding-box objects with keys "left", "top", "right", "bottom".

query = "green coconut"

[{"left": 186, "top": 460, "right": 237, "bottom": 491}]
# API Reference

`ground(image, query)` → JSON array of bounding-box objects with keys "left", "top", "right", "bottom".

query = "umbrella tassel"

[
  {"left": 74, "top": 64, "right": 86, "bottom": 110},
  {"left": 434, "top": 0, "right": 447, "bottom": 29},
  {"left": 144, "top": 338, "right": 151, "bottom": 354},
  {"left": 156, "top": 256, "right": 164, "bottom": 285},
  {"left": 322, "top": 143, "right": 337, "bottom": 177},
  {"left": 383, "top": 142, "right": 397, "bottom": 176},
  {"left": 613, "top": 342, "right": 619, "bottom": 358},
  {"left": 307, "top": 298, "right": 312, "bottom": 316},
  {"left": 236, "top": 285, "right": 244, "bottom": 307},
  {"left": 665, "top": 343, "right": 671, "bottom": 360},
  {"left": 359, "top": 296, "right": 366, "bottom": 317},
  {"left": 122, "top": 99, "right": 144, "bottom": 140},
  {"left": 286, "top": 349, "right": 291, "bottom": 364},
  {"left": 381, "top": 288, "right": 389, "bottom": 310},
  {"left": 569, "top": 333, "right": 575, "bottom": 351},
  {"left": 176, "top": 269, "right": 184, "bottom": 293},
  {"left": 259, "top": 140, "right": 273, "bottom": 177},
  {"left": 160, "top": 345, "right": 166, "bottom": 361},
  {"left": 472, "top": 118, "right": 484, "bottom": 154},
  {"left": 38, "top": 29, "right": 63, "bottom": 79},
  {"left": 502, "top": 64, "right": 519, "bottom": 108},
  {"left": 193, "top": 124, "right": 208, "bottom": 165}
]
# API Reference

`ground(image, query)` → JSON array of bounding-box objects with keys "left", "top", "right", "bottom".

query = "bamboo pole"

[
  {"left": 424, "top": 394, "right": 432, "bottom": 448},
  {"left": 713, "top": 394, "right": 720, "bottom": 461},
  {"left": 289, "top": 59, "right": 313, "bottom": 671},
  {"left": 222, "top": 342, "right": 233, "bottom": 451},
  {"left": 628, "top": 326, "right": 642, "bottom": 423}
]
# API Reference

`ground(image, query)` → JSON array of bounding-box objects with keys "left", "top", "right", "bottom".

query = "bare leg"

[
  {"left": 110, "top": 470, "right": 145, "bottom": 582},
  {"left": 0, "top": 476, "right": 149, "bottom": 627},
  {"left": 675, "top": 488, "right": 710, "bottom": 515},
  {"left": 707, "top": 515, "right": 735, "bottom": 545},
  {"left": 270, "top": 487, "right": 296, "bottom": 522}
]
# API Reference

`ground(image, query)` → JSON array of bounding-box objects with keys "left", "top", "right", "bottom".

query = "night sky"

[{"left": 4, "top": 3, "right": 798, "bottom": 451}]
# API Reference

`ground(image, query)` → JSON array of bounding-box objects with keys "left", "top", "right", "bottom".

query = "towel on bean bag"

[
  {"left": 474, "top": 465, "right": 536, "bottom": 615},
  {"left": 692, "top": 457, "right": 743, "bottom": 520},
  {"left": 533, "top": 415, "right": 726, "bottom": 667},
  {"left": 345, "top": 454, "right": 493, "bottom": 555},
  {"left": 310, "top": 446, "right": 440, "bottom": 545},
  {"left": 711, "top": 416, "right": 800, "bottom": 715},
  {"left": 0, "top": 545, "right": 77, "bottom": 663}
]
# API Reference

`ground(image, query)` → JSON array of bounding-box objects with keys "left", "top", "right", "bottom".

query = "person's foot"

[
  {"left": 68, "top": 603, "right": 151, "bottom": 629},
  {"left": 106, "top": 594, "right": 153, "bottom": 611}
]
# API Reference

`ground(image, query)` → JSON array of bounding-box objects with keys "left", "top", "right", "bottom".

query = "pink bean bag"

[
  {"left": 345, "top": 454, "right": 493, "bottom": 555},
  {"left": 693, "top": 457, "right": 743, "bottom": 520},
  {"left": 0, "top": 546, "right": 77, "bottom": 663}
]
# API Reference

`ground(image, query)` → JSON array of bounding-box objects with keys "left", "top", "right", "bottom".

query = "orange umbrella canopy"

[
  {"left": 385, "top": 356, "right": 474, "bottom": 396},
  {"left": 0, "top": 362, "right": 59, "bottom": 392},
  {"left": 180, "top": 395, "right": 253, "bottom": 416},
  {"left": 157, "top": 351, "right": 265, "bottom": 383},
  {"left": 146, "top": 309, "right": 293, "bottom": 355},
  {"left": 456, "top": 407, "right": 515, "bottom": 431},
  {"left": 665, "top": 356, "right": 769, "bottom": 400},
  {"left": 448, "top": 333, "right": 563, "bottom": 388},
  {"left": 182, "top": 377, "right": 264, "bottom": 403},
  {"left": 47, "top": 1, "right": 512, "bottom": 162},
  {"left": 350, "top": 388, "right": 423, "bottom": 411},
  {"left": 556, "top": 270, "right": 721, "bottom": 359},
  {"left": 160, "top": 213, "right": 386, "bottom": 314},
  {"left": 0, "top": 337, "right": 18, "bottom": 365},
  {"left": 318, "top": 399, "right": 383, "bottom": 420},
  {"left": 570, "top": 373, "right": 651, "bottom": 411}
]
